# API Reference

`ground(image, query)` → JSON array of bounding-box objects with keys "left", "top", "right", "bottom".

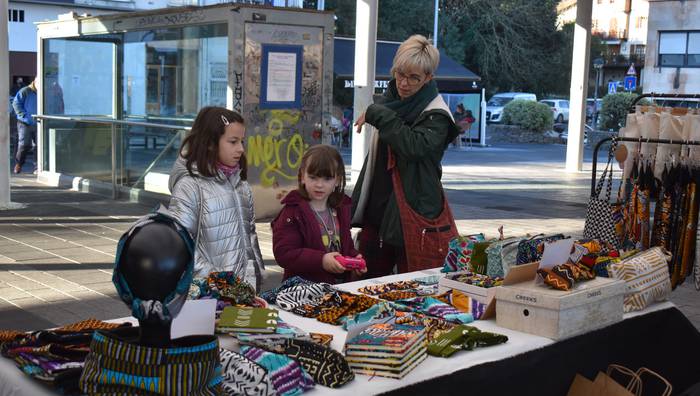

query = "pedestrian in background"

[
  {"left": 351, "top": 34, "right": 460, "bottom": 277},
  {"left": 12, "top": 78, "right": 38, "bottom": 174},
  {"left": 167, "top": 107, "right": 265, "bottom": 291}
]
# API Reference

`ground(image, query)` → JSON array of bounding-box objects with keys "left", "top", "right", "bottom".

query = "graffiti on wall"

[{"left": 137, "top": 10, "right": 205, "bottom": 27}]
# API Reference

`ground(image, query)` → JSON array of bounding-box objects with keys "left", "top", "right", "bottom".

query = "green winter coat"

[{"left": 351, "top": 87, "right": 461, "bottom": 247}]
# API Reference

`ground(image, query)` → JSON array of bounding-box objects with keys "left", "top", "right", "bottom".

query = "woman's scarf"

[{"left": 379, "top": 79, "right": 440, "bottom": 124}]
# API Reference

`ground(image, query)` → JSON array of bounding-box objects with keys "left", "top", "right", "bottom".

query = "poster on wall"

[
  {"left": 441, "top": 93, "right": 482, "bottom": 143},
  {"left": 260, "top": 44, "right": 303, "bottom": 109}
]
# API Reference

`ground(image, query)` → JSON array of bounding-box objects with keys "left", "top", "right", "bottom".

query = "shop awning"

[{"left": 334, "top": 37, "right": 480, "bottom": 82}]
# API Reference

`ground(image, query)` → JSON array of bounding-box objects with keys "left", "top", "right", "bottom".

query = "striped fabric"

[
  {"left": 79, "top": 328, "right": 222, "bottom": 395},
  {"left": 241, "top": 346, "right": 314, "bottom": 396}
]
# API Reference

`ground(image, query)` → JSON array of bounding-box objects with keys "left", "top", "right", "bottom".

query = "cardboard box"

[
  {"left": 439, "top": 263, "right": 538, "bottom": 319},
  {"left": 495, "top": 276, "right": 625, "bottom": 340}
]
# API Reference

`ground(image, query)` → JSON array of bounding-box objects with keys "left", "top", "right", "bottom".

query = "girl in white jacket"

[{"left": 168, "top": 107, "right": 264, "bottom": 290}]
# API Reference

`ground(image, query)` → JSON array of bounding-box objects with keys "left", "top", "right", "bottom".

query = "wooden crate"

[{"left": 495, "top": 276, "right": 625, "bottom": 340}]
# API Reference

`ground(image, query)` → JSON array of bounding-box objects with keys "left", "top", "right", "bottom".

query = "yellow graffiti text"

[{"left": 247, "top": 133, "right": 307, "bottom": 187}]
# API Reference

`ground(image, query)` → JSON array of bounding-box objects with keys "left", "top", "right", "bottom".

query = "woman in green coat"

[{"left": 351, "top": 34, "right": 461, "bottom": 278}]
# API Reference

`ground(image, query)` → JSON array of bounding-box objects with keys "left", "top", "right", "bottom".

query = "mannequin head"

[{"left": 114, "top": 213, "right": 194, "bottom": 347}]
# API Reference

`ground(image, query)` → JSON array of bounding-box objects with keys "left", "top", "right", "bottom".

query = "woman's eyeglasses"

[{"left": 395, "top": 71, "right": 424, "bottom": 86}]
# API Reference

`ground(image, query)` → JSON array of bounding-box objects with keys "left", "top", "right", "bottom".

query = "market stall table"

[{"left": 1, "top": 268, "right": 697, "bottom": 396}]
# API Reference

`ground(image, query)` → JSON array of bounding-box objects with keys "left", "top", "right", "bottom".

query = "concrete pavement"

[{"left": 1, "top": 143, "right": 698, "bottom": 331}]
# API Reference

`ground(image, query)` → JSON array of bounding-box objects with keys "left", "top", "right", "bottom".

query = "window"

[
  {"left": 8, "top": 9, "right": 24, "bottom": 23},
  {"left": 561, "top": 101, "right": 569, "bottom": 109},
  {"left": 636, "top": 16, "right": 647, "bottom": 29},
  {"left": 659, "top": 31, "right": 700, "bottom": 67}
]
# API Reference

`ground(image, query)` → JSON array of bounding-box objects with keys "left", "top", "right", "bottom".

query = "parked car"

[
  {"left": 540, "top": 99, "right": 569, "bottom": 123},
  {"left": 485, "top": 92, "right": 537, "bottom": 123}
]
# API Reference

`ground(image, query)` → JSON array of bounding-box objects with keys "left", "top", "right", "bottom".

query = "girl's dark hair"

[
  {"left": 456, "top": 103, "right": 465, "bottom": 112},
  {"left": 297, "top": 145, "right": 346, "bottom": 208},
  {"left": 180, "top": 106, "right": 248, "bottom": 180}
]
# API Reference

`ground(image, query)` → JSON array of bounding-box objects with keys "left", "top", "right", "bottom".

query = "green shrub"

[
  {"left": 599, "top": 93, "right": 648, "bottom": 131},
  {"left": 502, "top": 100, "right": 553, "bottom": 132}
]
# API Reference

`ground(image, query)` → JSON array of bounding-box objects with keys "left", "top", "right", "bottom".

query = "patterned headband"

[{"left": 112, "top": 208, "right": 195, "bottom": 322}]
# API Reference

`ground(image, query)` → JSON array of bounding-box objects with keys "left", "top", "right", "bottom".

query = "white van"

[{"left": 486, "top": 92, "right": 537, "bottom": 123}]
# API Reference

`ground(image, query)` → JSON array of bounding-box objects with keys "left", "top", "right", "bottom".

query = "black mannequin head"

[{"left": 117, "top": 219, "right": 192, "bottom": 347}]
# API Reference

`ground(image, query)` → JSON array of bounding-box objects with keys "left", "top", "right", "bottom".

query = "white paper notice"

[
  {"left": 538, "top": 238, "right": 574, "bottom": 270},
  {"left": 266, "top": 52, "right": 297, "bottom": 102},
  {"left": 170, "top": 299, "right": 217, "bottom": 339}
]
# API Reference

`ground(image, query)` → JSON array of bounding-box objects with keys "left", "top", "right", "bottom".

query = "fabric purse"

[
  {"left": 583, "top": 139, "right": 622, "bottom": 249},
  {"left": 275, "top": 339, "right": 354, "bottom": 388},
  {"left": 441, "top": 234, "right": 486, "bottom": 273},
  {"left": 608, "top": 247, "right": 672, "bottom": 312},
  {"left": 388, "top": 150, "right": 459, "bottom": 272},
  {"left": 485, "top": 237, "right": 526, "bottom": 278},
  {"left": 515, "top": 234, "right": 567, "bottom": 265},
  {"left": 219, "top": 349, "right": 275, "bottom": 396}
]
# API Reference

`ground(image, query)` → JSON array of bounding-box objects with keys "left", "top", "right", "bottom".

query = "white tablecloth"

[{"left": 0, "top": 268, "right": 676, "bottom": 396}]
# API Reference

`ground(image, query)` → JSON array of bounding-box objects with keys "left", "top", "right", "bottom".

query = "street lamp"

[
  {"left": 592, "top": 57, "right": 604, "bottom": 128},
  {"left": 592, "top": 58, "right": 605, "bottom": 129}
]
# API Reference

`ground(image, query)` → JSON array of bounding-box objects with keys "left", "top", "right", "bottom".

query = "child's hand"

[
  {"left": 322, "top": 252, "right": 345, "bottom": 274},
  {"left": 352, "top": 254, "right": 367, "bottom": 277}
]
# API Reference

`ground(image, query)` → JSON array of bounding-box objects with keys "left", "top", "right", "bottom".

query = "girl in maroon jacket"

[{"left": 272, "top": 145, "right": 366, "bottom": 284}]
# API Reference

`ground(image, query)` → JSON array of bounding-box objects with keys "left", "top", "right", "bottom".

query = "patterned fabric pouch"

[
  {"left": 516, "top": 234, "right": 567, "bottom": 265},
  {"left": 275, "top": 283, "right": 337, "bottom": 313},
  {"left": 241, "top": 346, "right": 315, "bottom": 396},
  {"left": 394, "top": 296, "right": 475, "bottom": 324},
  {"left": 219, "top": 348, "right": 275, "bottom": 396},
  {"left": 259, "top": 276, "right": 317, "bottom": 304},
  {"left": 441, "top": 233, "right": 486, "bottom": 273},
  {"left": 608, "top": 247, "right": 672, "bottom": 312},
  {"left": 470, "top": 241, "right": 492, "bottom": 274},
  {"left": 277, "top": 339, "right": 354, "bottom": 388},
  {"left": 485, "top": 237, "right": 527, "bottom": 278}
]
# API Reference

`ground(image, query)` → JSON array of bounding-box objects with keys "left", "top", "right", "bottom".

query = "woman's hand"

[
  {"left": 354, "top": 112, "right": 366, "bottom": 134},
  {"left": 322, "top": 252, "right": 345, "bottom": 274}
]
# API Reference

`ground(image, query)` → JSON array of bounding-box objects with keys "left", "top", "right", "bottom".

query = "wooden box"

[
  {"left": 495, "top": 276, "right": 625, "bottom": 340},
  {"left": 439, "top": 263, "right": 538, "bottom": 319}
]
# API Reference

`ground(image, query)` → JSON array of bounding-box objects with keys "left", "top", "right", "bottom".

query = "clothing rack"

[{"left": 591, "top": 91, "right": 700, "bottom": 196}]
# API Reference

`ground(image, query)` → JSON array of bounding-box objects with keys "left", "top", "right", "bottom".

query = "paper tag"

[
  {"left": 171, "top": 299, "right": 217, "bottom": 338},
  {"left": 538, "top": 238, "right": 574, "bottom": 271}
]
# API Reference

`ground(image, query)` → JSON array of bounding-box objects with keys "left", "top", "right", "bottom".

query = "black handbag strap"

[{"left": 594, "top": 139, "right": 618, "bottom": 201}]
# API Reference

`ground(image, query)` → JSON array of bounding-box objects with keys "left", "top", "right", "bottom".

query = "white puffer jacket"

[{"left": 167, "top": 157, "right": 264, "bottom": 291}]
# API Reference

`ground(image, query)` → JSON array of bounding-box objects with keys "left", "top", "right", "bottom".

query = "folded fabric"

[
  {"left": 276, "top": 283, "right": 337, "bottom": 313},
  {"left": 189, "top": 272, "right": 257, "bottom": 306},
  {"left": 276, "top": 339, "right": 354, "bottom": 388},
  {"left": 378, "top": 290, "right": 418, "bottom": 301},
  {"left": 55, "top": 318, "right": 130, "bottom": 333},
  {"left": 538, "top": 268, "right": 572, "bottom": 291},
  {"left": 0, "top": 330, "right": 25, "bottom": 342},
  {"left": 427, "top": 325, "right": 508, "bottom": 358},
  {"left": 394, "top": 311, "right": 456, "bottom": 342},
  {"left": 260, "top": 276, "right": 317, "bottom": 304},
  {"left": 219, "top": 348, "right": 275, "bottom": 396},
  {"left": 434, "top": 289, "right": 487, "bottom": 320},
  {"left": 357, "top": 280, "right": 419, "bottom": 295},
  {"left": 241, "top": 346, "right": 315, "bottom": 396},
  {"left": 442, "top": 234, "right": 486, "bottom": 273},
  {"left": 394, "top": 296, "right": 474, "bottom": 324},
  {"left": 341, "top": 302, "right": 396, "bottom": 331},
  {"left": 315, "top": 292, "right": 379, "bottom": 325}
]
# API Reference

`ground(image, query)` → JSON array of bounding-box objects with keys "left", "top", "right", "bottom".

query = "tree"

[
  {"left": 326, "top": 0, "right": 433, "bottom": 41},
  {"left": 440, "top": 0, "right": 561, "bottom": 98}
]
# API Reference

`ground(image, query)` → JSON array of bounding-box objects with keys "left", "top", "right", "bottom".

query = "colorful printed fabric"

[
  {"left": 485, "top": 237, "right": 526, "bottom": 278},
  {"left": 378, "top": 290, "right": 418, "bottom": 301},
  {"left": 80, "top": 327, "right": 222, "bottom": 396},
  {"left": 275, "top": 338, "right": 354, "bottom": 388},
  {"left": 516, "top": 234, "right": 567, "bottom": 265},
  {"left": 315, "top": 292, "right": 379, "bottom": 325},
  {"left": 427, "top": 325, "right": 508, "bottom": 358},
  {"left": 2, "top": 330, "right": 96, "bottom": 393},
  {"left": 341, "top": 302, "right": 396, "bottom": 331},
  {"left": 219, "top": 348, "right": 275, "bottom": 396},
  {"left": 394, "top": 296, "right": 474, "bottom": 324},
  {"left": 308, "top": 333, "right": 333, "bottom": 348},
  {"left": 444, "top": 272, "right": 503, "bottom": 288},
  {"left": 275, "top": 283, "right": 337, "bottom": 313},
  {"left": 441, "top": 234, "right": 486, "bottom": 273},
  {"left": 0, "top": 330, "right": 25, "bottom": 342},
  {"left": 538, "top": 269, "right": 572, "bottom": 291},
  {"left": 259, "top": 276, "right": 317, "bottom": 304},
  {"left": 357, "top": 280, "right": 419, "bottom": 295},
  {"left": 394, "top": 312, "right": 456, "bottom": 342},
  {"left": 188, "top": 272, "right": 256, "bottom": 306},
  {"left": 241, "top": 346, "right": 315, "bottom": 396},
  {"left": 55, "top": 318, "right": 129, "bottom": 333},
  {"left": 434, "top": 289, "right": 487, "bottom": 320}
]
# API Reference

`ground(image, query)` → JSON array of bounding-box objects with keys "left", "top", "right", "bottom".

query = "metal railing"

[{"left": 34, "top": 115, "right": 191, "bottom": 199}]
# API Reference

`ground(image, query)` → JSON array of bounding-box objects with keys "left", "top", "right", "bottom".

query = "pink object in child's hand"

[{"left": 336, "top": 256, "right": 366, "bottom": 270}]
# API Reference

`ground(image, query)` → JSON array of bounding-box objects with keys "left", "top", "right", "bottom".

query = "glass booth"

[{"left": 36, "top": 5, "right": 334, "bottom": 217}]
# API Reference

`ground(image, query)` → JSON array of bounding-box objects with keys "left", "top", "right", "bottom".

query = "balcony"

[
  {"left": 602, "top": 53, "right": 645, "bottom": 68},
  {"left": 593, "top": 29, "right": 628, "bottom": 42}
]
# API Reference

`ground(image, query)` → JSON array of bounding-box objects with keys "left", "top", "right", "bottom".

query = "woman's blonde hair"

[{"left": 390, "top": 34, "right": 440, "bottom": 77}]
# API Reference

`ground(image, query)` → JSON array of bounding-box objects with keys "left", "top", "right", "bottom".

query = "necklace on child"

[{"left": 313, "top": 207, "right": 340, "bottom": 252}]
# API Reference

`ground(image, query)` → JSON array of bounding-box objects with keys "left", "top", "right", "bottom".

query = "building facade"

[
  {"left": 643, "top": 0, "right": 700, "bottom": 94},
  {"left": 557, "top": 0, "right": 648, "bottom": 94}
]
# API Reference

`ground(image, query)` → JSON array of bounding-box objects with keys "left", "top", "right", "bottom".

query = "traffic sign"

[
  {"left": 608, "top": 81, "right": 618, "bottom": 94},
  {"left": 624, "top": 76, "right": 637, "bottom": 91},
  {"left": 626, "top": 64, "right": 637, "bottom": 76}
]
